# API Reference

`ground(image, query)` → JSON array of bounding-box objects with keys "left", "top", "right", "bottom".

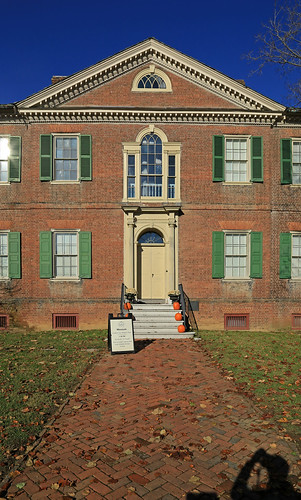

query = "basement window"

[
  {"left": 52, "top": 313, "right": 79, "bottom": 330},
  {"left": 292, "top": 314, "right": 301, "bottom": 330},
  {"left": 224, "top": 314, "right": 249, "bottom": 330},
  {"left": 0, "top": 314, "right": 9, "bottom": 329}
]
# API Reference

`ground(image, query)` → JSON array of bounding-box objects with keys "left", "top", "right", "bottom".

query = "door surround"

[{"left": 122, "top": 206, "right": 180, "bottom": 301}]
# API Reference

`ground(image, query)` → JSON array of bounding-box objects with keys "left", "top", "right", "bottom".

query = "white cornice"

[
  {"left": 11, "top": 107, "right": 285, "bottom": 126},
  {"left": 17, "top": 39, "right": 285, "bottom": 113}
]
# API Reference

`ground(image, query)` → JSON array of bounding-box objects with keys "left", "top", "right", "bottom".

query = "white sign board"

[{"left": 110, "top": 318, "right": 135, "bottom": 354}]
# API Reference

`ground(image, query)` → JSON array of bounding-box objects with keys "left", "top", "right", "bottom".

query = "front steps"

[{"left": 131, "top": 302, "right": 194, "bottom": 339}]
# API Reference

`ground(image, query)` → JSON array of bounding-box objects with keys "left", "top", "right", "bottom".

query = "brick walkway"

[{"left": 5, "top": 339, "right": 301, "bottom": 499}]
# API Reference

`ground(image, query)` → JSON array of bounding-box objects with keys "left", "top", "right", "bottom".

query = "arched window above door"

[
  {"left": 138, "top": 231, "right": 164, "bottom": 244},
  {"left": 123, "top": 126, "right": 181, "bottom": 203}
]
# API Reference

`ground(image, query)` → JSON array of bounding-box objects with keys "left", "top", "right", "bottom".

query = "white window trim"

[
  {"left": 132, "top": 65, "right": 172, "bottom": 92},
  {"left": 0, "top": 230, "right": 10, "bottom": 281},
  {"left": 122, "top": 126, "right": 181, "bottom": 203},
  {"left": 0, "top": 136, "right": 11, "bottom": 185},
  {"left": 223, "top": 230, "right": 251, "bottom": 280},
  {"left": 222, "top": 135, "right": 251, "bottom": 185},
  {"left": 51, "top": 133, "right": 80, "bottom": 184},
  {"left": 292, "top": 138, "right": 301, "bottom": 186},
  {"left": 291, "top": 232, "right": 301, "bottom": 280},
  {"left": 51, "top": 229, "right": 80, "bottom": 281}
]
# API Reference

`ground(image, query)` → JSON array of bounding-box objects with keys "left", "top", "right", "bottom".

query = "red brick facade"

[{"left": 0, "top": 39, "right": 300, "bottom": 331}]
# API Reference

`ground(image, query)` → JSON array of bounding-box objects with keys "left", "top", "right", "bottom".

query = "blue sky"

[{"left": 1, "top": 0, "right": 296, "bottom": 106}]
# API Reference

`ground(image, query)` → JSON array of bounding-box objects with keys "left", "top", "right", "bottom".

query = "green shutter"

[
  {"left": 80, "top": 135, "right": 92, "bottom": 180},
  {"left": 251, "top": 137, "right": 263, "bottom": 182},
  {"left": 40, "top": 135, "right": 52, "bottom": 181},
  {"left": 281, "top": 139, "right": 292, "bottom": 184},
  {"left": 8, "top": 232, "right": 21, "bottom": 278},
  {"left": 279, "top": 233, "right": 291, "bottom": 278},
  {"left": 79, "top": 231, "right": 91, "bottom": 278},
  {"left": 9, "top": 136, "right": 21, "bottom": 182},
  {"left": 40, "top": 232, "right": 52, "bottom": 278},
  {"left": 212, "top": 231, "right": 224, "bottom": 278},
  {"left": 213, "top": 136, "right": 224, "bottom": 182},
  {"left": 250, "top": 232, "right": 262, "bottom": 278}
]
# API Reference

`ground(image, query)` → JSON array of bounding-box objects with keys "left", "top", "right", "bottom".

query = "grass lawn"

[
  {"left": 0, "top": 329, "right": 107, "bottom": 480},
  {"left": 198, "top": 330, "right": 301, "bottom": 447}
]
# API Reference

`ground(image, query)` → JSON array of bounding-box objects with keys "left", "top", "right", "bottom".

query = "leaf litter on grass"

[
  {"left": 0, "top": 329, "right": 106, "bottom": 480},
  {"left": 199, "top": 330, "right": 301, "bottom": 445}
]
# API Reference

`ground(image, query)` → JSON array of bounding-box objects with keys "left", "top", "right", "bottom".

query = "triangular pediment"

[{"left": 17, "top": 38, "right": 285, "bottom": 113}]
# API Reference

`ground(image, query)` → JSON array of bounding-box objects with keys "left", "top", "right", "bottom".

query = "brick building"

[{"left": 0, "top": 38, "right": 300, "bottom": 332}]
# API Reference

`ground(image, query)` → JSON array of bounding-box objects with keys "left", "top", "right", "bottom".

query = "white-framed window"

[
  {"left": 292, "top": 233, "right": 301, "bottom": 278},
  {"left": 53, "top": 232, "right": 78, "bottom": 278},
  {"left": 0, "top": 137, "right": 9, "bottom": 183},
  {"left": 292, "top": 140, "right": 301, "bottom": 185},
  {"left": 225, "top": 232, "right": 249, "bottom": 279},
  {"left": 225, "top": 138, "right": 248, "bottom": 183},
  {"left": 0, "top": 233, "right": 8, "bottom": 278},
  {"left": 132, "top": 65, "right": 172, "bottom": 92},
  {"left": 54, "top": 136, "right": 78, "bottom": 181},
  {"left": 123, "top": 126, "right": 181, "bottom": 202},
  {"left": 213, "top": 135, "right": 263, "bottom": 183}
]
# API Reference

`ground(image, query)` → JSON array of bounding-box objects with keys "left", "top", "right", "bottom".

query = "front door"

[{"left": 137, "top": 231, "right": 165, "bottom": 299}]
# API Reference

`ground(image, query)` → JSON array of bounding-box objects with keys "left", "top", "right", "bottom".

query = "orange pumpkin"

[
  {"left": 175, "top": 312, "right": 182, "bottom": 321},
  {"left": 178, "top": 324, "right": 185, "bottom": 333},
  {"left": 173, "top": 302, "right": 181, "bottom": 310}
]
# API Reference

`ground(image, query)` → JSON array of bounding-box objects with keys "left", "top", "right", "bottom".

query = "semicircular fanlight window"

[
  {"left": 138, "top": 231, "right": 164, "bottom": 244},
  {"left": 137, "top": 74, "right": 167, "bottom": 89}
]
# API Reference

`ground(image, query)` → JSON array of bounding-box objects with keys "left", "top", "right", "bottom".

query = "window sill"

[
  {"left": 0, "top": 182, "right": 10, "bottom": 185},
  {"left": 222, "top": 278, "right": 252, "bottom": 282},
  {"left": 50, "top": 181, "right": 81, "bottom": 185},
  {"left": 0, "top": 277, "right": 10, "bottom": 281},
  {"left": 50, "top": 278, "right": 81, "bottom": 282},
  {"left": 222, "top": 182, "right": 252, "bottom": 186}
]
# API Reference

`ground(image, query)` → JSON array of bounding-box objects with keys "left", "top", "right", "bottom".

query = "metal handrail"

[
  {"left": 178, "top": 283, "right": 198, "bottom": 331},
  {"left": 178, "top": 283, "right": 187, "bottom": 329},
  {"left": 120, "top": 283, "right": 125, "bottom": 316}
]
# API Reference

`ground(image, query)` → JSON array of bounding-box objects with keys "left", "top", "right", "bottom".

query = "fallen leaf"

[
  {"left": 16, "top": 483, "right": 26, "bottom": 490},
  {"left": 204, "top": 436, "right": 212, "bottom": 444},
  {"left": 86, "top": 461, "right": 97, "bottom": 468}
]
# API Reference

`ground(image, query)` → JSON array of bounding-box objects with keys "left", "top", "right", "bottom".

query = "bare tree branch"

[{"left": 245, "top": 0, "right": 301, "bottom": 104}]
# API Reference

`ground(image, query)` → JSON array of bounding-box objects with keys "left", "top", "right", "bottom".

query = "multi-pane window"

[
  {"left": 138, "top": 74, "right": 166, "bottom": 89},
  {"left": 141, "top": 134, "right": 163, "bottom": 197},
  {"left": 54, "top": 233, "right": 78, "bottom": 278},
  {"left": 127, "top": 155, "right": 135, "bottom": 198},
  {"left": 0, "top": 233, "right": 8, "bottom": 278},
  {"left": 213, "top": 136, "right": 263, "bottom": 183},
  {"left": 292, "top": 141, "right": 301, "bottom": 185},
  {"left": 123, "top": 128, "right": 181, "bottom": 202},
  {"left": 0, "top": 138, "right": 9, "bottom": 183},
  {"left": 168, "top": 155, "right": 176, "bottom": 199},
  {"left": 225, "top": 233, "right": 248, "bottom": 278},
  {"left": 292, "top": 234, "right": 301, "bottom": 278},
  {"left": 225, "top": 138, "right": 248, "bottom": 182},
  {"left": 54, "top": 137, "right": 78, "bottom": 181}
]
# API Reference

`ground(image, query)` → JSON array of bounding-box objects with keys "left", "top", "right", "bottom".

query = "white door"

[{"left": 137, "top": 244, "right": 165, "bottom": 299}]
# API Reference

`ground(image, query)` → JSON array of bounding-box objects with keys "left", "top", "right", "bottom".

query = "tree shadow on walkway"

[{"left": 187, "top": 448, "right": 301, "bottom": 499}]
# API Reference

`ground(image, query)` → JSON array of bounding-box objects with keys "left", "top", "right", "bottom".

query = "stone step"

[
  {"left": 134, "top": 331, "right": 194, "bottom": 339},
  {"left": 131, "top": 312, "right": 182, "bottom": 319},
  {"left": 131, "top": 304, "right": 175, "bottom": 311},
  {"left": 128, "top": 302, "right": 189, "bottom": 339},
  {"left": 134, "top": 322, "right": 182, "bottom": 330}
]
